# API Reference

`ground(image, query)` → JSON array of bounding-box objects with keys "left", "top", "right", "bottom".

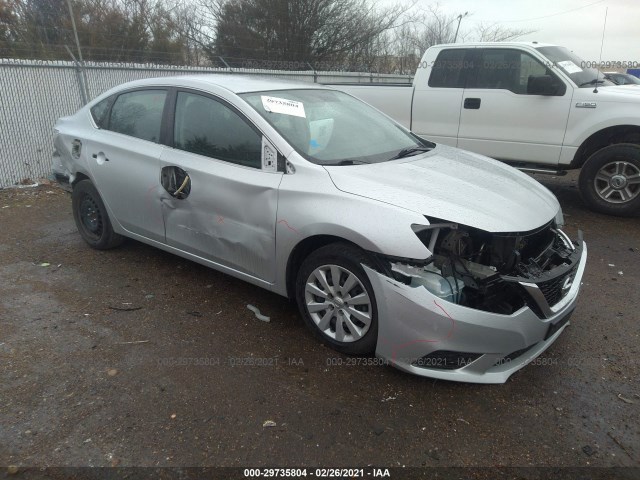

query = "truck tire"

[{"left": 579, "top": 143, "right": 640, "bottom": 216}]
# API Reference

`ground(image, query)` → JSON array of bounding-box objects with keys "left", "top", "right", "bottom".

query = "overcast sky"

[{"left": 382, "top": 0, "right": 640, "bottom": 63}]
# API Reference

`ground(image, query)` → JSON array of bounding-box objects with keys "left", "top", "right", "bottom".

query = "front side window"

[
  {"left": 173, "top": 92, "right": 262, "bottom": 168},
  {"left": 108, "top": 90, "right": 167, "bottom": 143},
  {"left": 473, "top": 49, "right": 564, "bottom": 95},
  {"left": 241, "top": 89, "right": 432, "bottom": 166}
]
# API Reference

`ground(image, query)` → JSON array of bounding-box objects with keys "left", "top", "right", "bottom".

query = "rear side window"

[
  {"left": 428, "top": 49, "right": 473, "bottom": 88},
  {"left": 173, "top": 91, "right": 262, "bottom": 168},
  {"left": 108, "top": 90, "right": 167, "bottom": 143},
  {"left": 90, "top": 97, "right": 112, "bottom": 128}
]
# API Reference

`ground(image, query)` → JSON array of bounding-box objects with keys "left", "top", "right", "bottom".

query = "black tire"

[
  {"left": 72, "top": 179, "right": 124, "bottom": 250},
  {"left": 578, "top": 143, "right": 640, "bottom": 217},
  {"left": 295, "top": 242, "right": 378, "bottom": 355}
]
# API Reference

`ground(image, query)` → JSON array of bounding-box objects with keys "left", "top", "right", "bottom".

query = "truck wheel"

[
  {"left": 295, "top": 243, "right": 378, "bottom": 355},
  {"left": 579, "top": 144, "right": 640, "bottom": 216}
]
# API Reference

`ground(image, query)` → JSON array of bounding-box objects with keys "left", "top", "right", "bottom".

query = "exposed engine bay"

[{"left": 388, "top": 218, "right": 583, "bottom": 318}]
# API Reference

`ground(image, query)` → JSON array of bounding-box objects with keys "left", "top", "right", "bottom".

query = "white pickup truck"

[{"left": 335, "top": 42, "right": 640, "bottom": 216}]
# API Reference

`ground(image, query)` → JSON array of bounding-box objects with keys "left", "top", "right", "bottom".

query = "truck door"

[
  {"left": 457, "top": 48, "right": 572, "bottom": 166},
  {"left": 412, "top": 48, "right": 475, "bottom": 147}
]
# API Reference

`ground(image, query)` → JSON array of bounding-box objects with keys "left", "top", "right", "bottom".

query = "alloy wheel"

[
  {"left": 304, "top": 264, "right": 372, "bottom": 343},
  {"left": 594, "top": 160, "right": 640, "bottom": 204}
]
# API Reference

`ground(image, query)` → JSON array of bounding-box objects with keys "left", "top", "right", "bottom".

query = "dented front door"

[{"left": 159, "top": 148, "right": 282, "bottom": 283}]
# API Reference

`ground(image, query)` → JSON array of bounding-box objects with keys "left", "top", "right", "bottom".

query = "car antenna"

[{"left": 594, "top": 6, "right": 608, "bottom": 94}]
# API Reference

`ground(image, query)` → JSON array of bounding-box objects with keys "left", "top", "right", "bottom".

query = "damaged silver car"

[{"left": 52, "top": 76, "right": 587, "bottom": 383}]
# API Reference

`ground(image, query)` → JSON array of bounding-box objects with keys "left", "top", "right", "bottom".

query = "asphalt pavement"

[{"left": 0, "top": 172, "right": 638, "bottom": 477}]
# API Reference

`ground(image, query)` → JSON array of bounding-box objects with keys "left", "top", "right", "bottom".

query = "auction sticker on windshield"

[
  {"left": 557, "top": 60, "right": 582, "bottom": 74},
  {"left": 261, "top": 96, "right": 306, "bottom": 118}
]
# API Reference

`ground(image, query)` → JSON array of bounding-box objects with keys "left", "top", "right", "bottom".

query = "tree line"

[{"left": 0, "top": 0, "right": 533, "bottom": 72}]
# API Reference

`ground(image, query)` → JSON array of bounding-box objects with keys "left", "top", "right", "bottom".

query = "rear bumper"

[
  {"left": 364, "top": 241, "right": 587, "bottom": 384},
  {"left": 51, "top": 150, "right": 72, "bottom": 190}
]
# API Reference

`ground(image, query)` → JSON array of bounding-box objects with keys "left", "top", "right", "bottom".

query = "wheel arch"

[
  {"left": 285, "top": 235, "right": 394, "bottom": 300},
  {"left": 572, "top": 125, "right": 640, "bottom": 168},
  {"left": 286, "top": 235, "right": 360, "bottom": 299},
  {"left": 71, "top": 171, "right": 91, "bottom": 188}
]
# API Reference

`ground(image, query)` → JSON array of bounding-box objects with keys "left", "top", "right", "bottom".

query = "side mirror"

[
  {"left": 262, "top": 136, "right": 287, "bottom": 173},
  {"left": 528, "top": 75, "right": 560, "bottom": 95}
]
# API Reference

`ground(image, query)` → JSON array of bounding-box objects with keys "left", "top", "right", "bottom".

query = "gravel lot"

[{"left": 0, "top": 173, "right": 638, "bottom": 477}]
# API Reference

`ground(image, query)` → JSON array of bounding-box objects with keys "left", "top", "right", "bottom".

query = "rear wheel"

[
  {"left": 579, "top": 143, "right": 640, "bottom": 216},
  {"left": 72, "top": 179, "right": 124, "bottom": 249},
  {"left": 295, "top": 243, "right": 378, "bottom": 355}
]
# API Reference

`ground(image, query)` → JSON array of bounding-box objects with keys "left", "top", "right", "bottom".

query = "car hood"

[
  {"left": 575, "top": 84, "right": 640, "bottom": 103},
  {"left": 324, "top": 144, "right": 560, "bottom": 233},
  {"left": 601, "top": 85, "right": 640, "bottom": 94}
]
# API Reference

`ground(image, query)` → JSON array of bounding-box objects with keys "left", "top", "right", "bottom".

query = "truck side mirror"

[{"left": 528, "top": 75, "right": 561, "bottom": 96}]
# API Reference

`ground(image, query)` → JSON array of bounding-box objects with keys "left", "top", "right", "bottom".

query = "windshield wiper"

[
  {"left": 390, "top": 146, "right": 433, "bottom": 160},
  {"left": 579, "top": 79, "right": 605, "bottom": 87},
  {"left": 325, "top": 159, "right": 371, "bottom": 166}
]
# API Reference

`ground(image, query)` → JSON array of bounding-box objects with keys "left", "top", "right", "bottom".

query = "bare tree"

[
  {"left": 1, "top": 0, "right": 201, "bottom": 63},
  {"left": 475, "top": 23, "right": 536, "bottom": 42},
  {"left": 0, "top": 0, "right": 16, "bottom": 56},
  {"left": 1, "top": 0, "right": 443, "bottom": 69},
  {"left": 389, "top": 22, "right": 420, "bottom": 74},
  {"left": 383, "top": 4, "right": 537, "bottom": 73},
  {"left": 409, "top": 4, "right": 460, "bottom": 52},
  {"left": 165, "top": 1, "right": 211, "bottom": 65},
  {"left": 210, "top": 0, "right": 409, "bottom": 67}
]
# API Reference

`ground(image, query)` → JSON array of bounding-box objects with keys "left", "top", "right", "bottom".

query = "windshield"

[
  {"left": 241, "top": 89, "right": 433, "bottom": 165},
  {"left": 536, "top": 46, "right": 615, "bottom": 88}
]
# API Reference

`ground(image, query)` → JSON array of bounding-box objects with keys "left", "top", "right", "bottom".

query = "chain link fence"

[{"left": 0, "top": 59, "right": 412, "bottom": 188}]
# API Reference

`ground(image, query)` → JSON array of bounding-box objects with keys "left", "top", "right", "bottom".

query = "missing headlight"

[
  {"left": 407, "top": 218, "right": 577, "bottom": 316},
  {"left": 391, "top": 262, "right": 464, "bottom": 304}
]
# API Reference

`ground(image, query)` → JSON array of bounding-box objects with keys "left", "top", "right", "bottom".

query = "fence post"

[
  {"left": 64, "top": 45, "right": 88, "bottom": 107},
  {"left": 219, "top": 56, "right": 232, "bottom": 71},
  {"left": 66, "top": 0, "right": 90, "bottom": 103},
  {"left": 307, "top": 62, "right": 317, "bottom": 83}
]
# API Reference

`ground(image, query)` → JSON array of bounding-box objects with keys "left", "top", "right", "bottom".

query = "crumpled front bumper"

[{"left": 363, "top": 240, "right": 588, "bottom": 384}]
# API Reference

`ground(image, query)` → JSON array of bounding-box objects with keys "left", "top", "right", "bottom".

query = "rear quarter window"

[{"left": 90, "top": 97, "right": 112, "bottom": 129}]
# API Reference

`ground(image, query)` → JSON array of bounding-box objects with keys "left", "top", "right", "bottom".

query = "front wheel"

[
  {"left": 295, "top": 243, "right": 378, "bottom": 355},
  {"left": 579, "top": 143, "right": 640, "bottom": 216}
]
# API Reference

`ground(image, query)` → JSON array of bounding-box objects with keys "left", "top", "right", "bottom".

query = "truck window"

[
  {"left": 473, "top": 49, "right": 563, "bottom": 95},
  {"left": 428, "top": 49, "right": 473, "bottom": 88}
]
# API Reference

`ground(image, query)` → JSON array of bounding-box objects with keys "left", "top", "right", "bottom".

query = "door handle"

[{"left": 464, "top": 98, "right": 481, "bottom": 109}]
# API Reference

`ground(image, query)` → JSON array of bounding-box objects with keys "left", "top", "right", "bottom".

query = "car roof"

[{"left": 107, "top": 74, "right": 328, "bottom": 95}]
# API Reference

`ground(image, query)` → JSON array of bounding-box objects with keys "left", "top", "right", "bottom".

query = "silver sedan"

[{"left": 52, "top": 75, "right": 587, "bottom": 383}]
